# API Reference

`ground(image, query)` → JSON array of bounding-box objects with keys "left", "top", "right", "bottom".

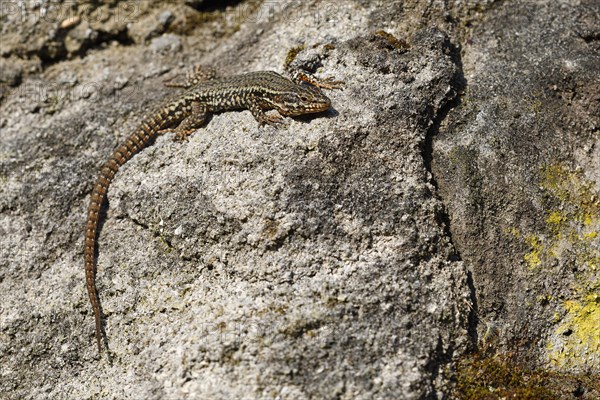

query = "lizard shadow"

[
  {"left": 94, "top": 197, "right": 113, "bottom": 363},
  {"left": 291, "top": 107, "right": 339, "bottom": 123}
]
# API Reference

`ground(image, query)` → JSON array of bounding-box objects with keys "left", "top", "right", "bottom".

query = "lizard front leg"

[
  {"left": 248, "top": 101, "right": 286, "bottom": 127},
  {"left": 291, "top": 71, "right": 344, "bottom": 91}
]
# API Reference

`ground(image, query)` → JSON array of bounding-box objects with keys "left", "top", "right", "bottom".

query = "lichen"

[
  {"left": 529, "top": 93, "right": 543, "bottom": 114},
  {"left": 565, "top": 293, "right": 600, "bottom": 348},
  {"left": 548, "top": 291, "right": 600, "bottom": 370},
  {"left": 508, "top": 163, "right": 599, "bottom": 370},
  {"left": 545, "top": 210, "right": 566, "bottom": 234},
  {"left": 512, "top": 163, "right": 600, "bottom": 370},
  {"left": 540, "top": 164, "right": 599, "bottom": 228},
  {"left": 519, "top": 165, "right": 599, "bottom": 269},
  {"left": 523, "top": 234, "right": 542, "bottom": 269}
]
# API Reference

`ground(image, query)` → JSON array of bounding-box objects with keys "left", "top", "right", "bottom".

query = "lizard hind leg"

[
  {"left": 163, "top": 65, "right": 217, "bottom": 89},
  {"left": 160, "top": 102, "right": 208, "bottom": 142}
]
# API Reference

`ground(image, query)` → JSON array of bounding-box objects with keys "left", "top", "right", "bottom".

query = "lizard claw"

[
  {"left": 293, "top": 71, "right": 344, "bottom": 91},
  {"left": 173, "top": 129, "right": 195, "bottom": 142},
  {"left": 259, "top": 113, "right": 287, "bottom": 128},
  {"left": 316, "top": 76, "right": 344, "bottom": 90},
  {"left": 158, "top": 128, "right": 195, "bottom": 142}
]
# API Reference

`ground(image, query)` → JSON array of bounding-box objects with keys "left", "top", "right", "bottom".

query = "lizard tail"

[{"left": 84, "top": 110, "right": 173, "bottom": 354}]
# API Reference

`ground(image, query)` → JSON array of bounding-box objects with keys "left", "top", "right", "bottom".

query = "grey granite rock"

[
  {"left": 1, "top": 1, "right": 598, "bottom": 399},
  {"left": 433, "top": 0, "right": 600, "bottom": 375}
]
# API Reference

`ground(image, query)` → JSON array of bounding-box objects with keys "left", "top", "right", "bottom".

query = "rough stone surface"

[
  {"left": 0, "top": 1, "right": 598, "bottom": 399},
  {"left": 433, "top": 0, "right": 600, "bottom": 374}
]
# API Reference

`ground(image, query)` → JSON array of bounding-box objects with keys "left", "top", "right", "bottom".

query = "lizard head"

[{"left": 272, "top": 83, "right": 331, "bottom": 116}]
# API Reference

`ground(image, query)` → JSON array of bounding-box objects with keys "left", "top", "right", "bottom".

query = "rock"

[
  {"left": 150, "top": 33, "right": 182, "bottom": 54},
  {"left": 0, "top": 58, "right": 23, "bottom": 87},
  {"left": 432, "top": 0, "right": 600, "bottom": 375},
  {"left": 0, "top": 1, "right": 598, "bottom": 399},
  {"left": 64, "top": 20, "right": 97, "bottom": 55},
  {"left": 158, "top": 10, "right": 175, "bottom": 28},
  {"left": 129, "top": 8, "right": 177, "bottom": 44}
]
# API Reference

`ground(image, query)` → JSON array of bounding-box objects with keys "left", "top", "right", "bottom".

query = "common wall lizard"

[{"left": 84, "top": 69, "right": 340, "bottom": 355}]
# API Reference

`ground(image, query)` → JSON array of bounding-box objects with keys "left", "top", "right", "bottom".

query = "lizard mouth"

[
  {"left": 312, "top": 100, "right": 332, "bottom": 113},
  {"left": 287, "top": 100, "right": 331, "bottom": 115}
]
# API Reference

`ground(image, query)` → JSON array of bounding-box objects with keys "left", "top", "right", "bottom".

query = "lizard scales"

[{"left": 84, "top": 70, "right": 338, "bottom": 355}]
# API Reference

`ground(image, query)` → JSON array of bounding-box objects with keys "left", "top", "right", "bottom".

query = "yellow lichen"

[
  {"left": 541, "top": 164, "right": 599, "bottom": 227},
  {"left": 549, "top": 293, "right": 600, "bottom": 370},
  {"left": 531, "top": 98, "right": 543, "bottom": 114},
  {"left": 546, "top": 211, "right": 566, "bottom": 233},
  {"left": 510, "top": 163, "right": 599, "bottom": 370},
  {"left": 584, "top": 231, "right": 598, "bottom": 240},
  {"left": 505, "top": 226, "right": 521, "bottom": 238},
  {"left": 534, "top": 165, "right": 599, "bottom": 272},
  {"left": 524, "top": 234, "right": 542, "bottom": 268}
]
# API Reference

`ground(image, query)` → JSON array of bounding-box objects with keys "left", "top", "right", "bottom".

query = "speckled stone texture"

[{"left": 1, "top": 1, "right": 598, "bottom": 399}]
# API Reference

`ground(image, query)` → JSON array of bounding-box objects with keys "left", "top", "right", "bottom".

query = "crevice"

[
  {"left": 419, "top": 37, "right": 480, "bottom": 349},
  {"left": 578, "top": 31, "right": 600, "bottom": 43},
  {"left": 465, "top": 270, "right": 479, "bottom": 348},
  {"left": 421, "top": 39, "right": 465, "bottom": 177},
  {"left": 125, "top": 215, "right": 150, "bottom": 231},
  {"left": 35, "top": 26, "right": 134, "bottom": 68},
  {"left": 185, "top": 0, "right": 247, "bottom": 12}
]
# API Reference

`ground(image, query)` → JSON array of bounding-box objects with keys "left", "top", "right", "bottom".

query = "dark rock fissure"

[{"left": 418, "top": 37, "right": 480, "bottom": 348}]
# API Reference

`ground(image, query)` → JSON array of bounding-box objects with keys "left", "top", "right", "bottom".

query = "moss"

[
  {"left": 453, "top": 352, "right": 555, "bottom": 399},
  {"left": 374, "top": 30, "right": 410, "bottom": 50},
  {"left": 158, "top": 234, "right": 174, "bottom": 253},
  {"left": 43, "top": 95, "right": 63, "bottom": 115},
  {"left": 453, "top": 351, "right": 600, "bottom": 399},
  {"left": 284, "top": 44, "right": 306, "bottom": 68}
]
